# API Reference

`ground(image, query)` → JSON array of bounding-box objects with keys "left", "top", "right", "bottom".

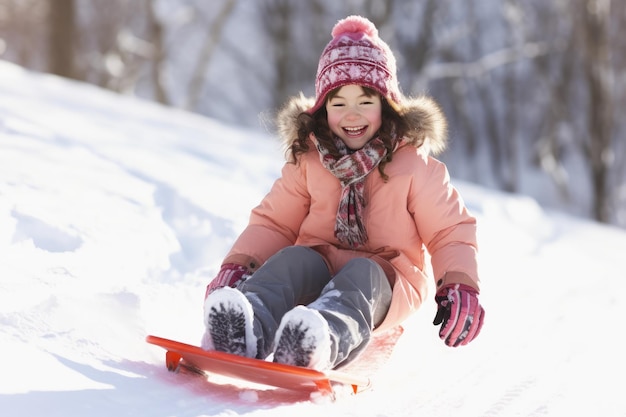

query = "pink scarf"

[{"left": 314, "top": 136, "right": 388, "bottom": 248}]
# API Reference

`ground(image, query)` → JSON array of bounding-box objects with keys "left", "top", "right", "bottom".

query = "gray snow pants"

[{"left": 237, "top": 245, "right": 392, "bottom": 368}]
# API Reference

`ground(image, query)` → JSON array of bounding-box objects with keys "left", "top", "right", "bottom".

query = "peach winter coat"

[{"left": 222, "top": 95, "right": 480, "bottom": 333}]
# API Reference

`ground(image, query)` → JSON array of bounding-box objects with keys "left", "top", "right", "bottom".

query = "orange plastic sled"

[{"left": 146, "top": 335, "right": 370, "bottom": 396}]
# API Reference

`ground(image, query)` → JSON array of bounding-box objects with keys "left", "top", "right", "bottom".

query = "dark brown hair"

[{"left": 288, "top": 87, "right": 410, "bottom": 181}]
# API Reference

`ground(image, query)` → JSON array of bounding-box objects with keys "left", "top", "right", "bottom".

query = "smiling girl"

[{"left": 201, "top": 15, "right": 485, "bottom": 371}]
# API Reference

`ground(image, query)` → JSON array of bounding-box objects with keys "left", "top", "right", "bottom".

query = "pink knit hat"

[{"left": 308, "top": 15, "right": 402, "bottom": 114}]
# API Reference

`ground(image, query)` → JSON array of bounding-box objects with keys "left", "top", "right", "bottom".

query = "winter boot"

[
  {"left": 272, "top": 305, "right": 332, "bottom": 371},
  {"left": 201, "top": 287, "right": 257, "bottom": 358}
]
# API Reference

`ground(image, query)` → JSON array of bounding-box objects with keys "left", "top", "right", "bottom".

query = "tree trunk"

[
  {"left": 48, "top": 0, "right": 77, "bottom": 79},
  {"left": 145, "top": 0, "right": 169, "bottom": 105},
  {"left": 582, "top": 0, "right": 613, "bottom": 223},
  {"left": 185, "top": 0, "right": 237, "bottom": 111}
]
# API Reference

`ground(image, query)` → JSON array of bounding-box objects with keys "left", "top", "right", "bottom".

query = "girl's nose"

[{"left": 345, "top": 106, "right": 360, "bottom": 120}]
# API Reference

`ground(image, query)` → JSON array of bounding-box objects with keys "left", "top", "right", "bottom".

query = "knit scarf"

[{"left": 314, "top": 135, "right": 388, "bottom": 248}]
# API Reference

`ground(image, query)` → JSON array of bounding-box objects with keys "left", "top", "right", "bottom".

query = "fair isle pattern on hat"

[{"left": 309, "top": 15, "right": 401, "bottom": 114}]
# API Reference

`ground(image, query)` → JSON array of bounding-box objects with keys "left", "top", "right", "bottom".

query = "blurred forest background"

[{"left": 1, "top": 0, "right": 624, "bottom": 229}]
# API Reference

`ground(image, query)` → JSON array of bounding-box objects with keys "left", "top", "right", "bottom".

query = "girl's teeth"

[{"left": 344, "top": 126, "right": 366, "bottom": 136}]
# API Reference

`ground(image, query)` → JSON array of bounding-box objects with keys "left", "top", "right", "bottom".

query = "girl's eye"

[{"left": 330, "top": 102, "right": 345, "bottom": 107}]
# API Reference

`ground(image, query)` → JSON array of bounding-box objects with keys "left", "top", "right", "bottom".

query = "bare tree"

[
  {"left": 74, "top": 0, "right": 153, "bottom": 92},
  {"left": 421, "top": 0, "right": 551, "bottom": 191},
  {"left": 48, "top": 0, "right": 78, "bottom": 79},
  {"left": 577, "top": 0, "right": 615, "bottom": 223},
  {"left": 145, "top": 0, "right": 169, "bottom": 105},
  {"left": 259, "top": 0, "right": 299, "bottom": 110},
  {"left": 185, "top": 0, "right": 237, "bottom": 111},
  {"left": 531, "top": 0, "right": 576, "bottom": 200},
  {"left": 395, "top": 0, "right": 438, "bottom": 83},
  {"left": 0, "top": 1, "right": 48, "bottom": 70}
]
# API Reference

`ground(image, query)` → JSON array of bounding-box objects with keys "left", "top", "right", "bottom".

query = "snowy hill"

[{"left": 1, "top": 60, "right": 625, "bottom": 416}]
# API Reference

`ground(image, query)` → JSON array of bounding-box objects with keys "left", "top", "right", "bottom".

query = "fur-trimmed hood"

[{"left": 276, "top": 93, "right": 449, "bottom": 156}]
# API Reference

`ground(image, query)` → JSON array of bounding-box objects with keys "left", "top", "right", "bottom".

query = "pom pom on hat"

[
  {"left": 331, "top": 15, "right": 378, "bottom": 38},
  {"left": 309, "top": 15, "right": 401, "bottom": 114}
]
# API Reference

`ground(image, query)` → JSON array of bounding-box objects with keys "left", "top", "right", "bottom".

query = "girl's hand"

[
  {"left": 433, "top": 283, "right": 485, "bottom": 347},
  {"left": 204, "top": 263, "right": 251, "bottom": 298}
]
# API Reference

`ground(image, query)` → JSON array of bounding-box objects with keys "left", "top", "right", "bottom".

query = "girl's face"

[{"left": 325, "top": 84, "right": 382, "bottom": 150}]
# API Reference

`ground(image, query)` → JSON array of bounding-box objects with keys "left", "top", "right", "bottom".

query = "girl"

[{"left": 201, "top": 15, "right": 485, "bottom": 371}]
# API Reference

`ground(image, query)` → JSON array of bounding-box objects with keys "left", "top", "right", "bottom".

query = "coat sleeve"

[
  {"left": 222, "top": 162, "right": 310, "bottom": 272},
  {"left": 410, "top": 157, "right": 480, "bottom": 292}
]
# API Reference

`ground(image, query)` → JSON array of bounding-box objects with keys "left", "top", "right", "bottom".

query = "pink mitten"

[
  {"left": 204, "top": 263, "right": 251, "bottom": 298},
  {"left": 433, "top": 283, "right": 485, "bottom": 347}
]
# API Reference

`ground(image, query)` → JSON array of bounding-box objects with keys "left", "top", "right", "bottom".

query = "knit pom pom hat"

[{"left": 308, "top": 15, "right": 402, "bottom": 114}]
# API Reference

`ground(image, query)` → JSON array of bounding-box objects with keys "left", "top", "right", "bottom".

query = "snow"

[{"left": 1, "top": 59, "right": 624, "bottom": 416}]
